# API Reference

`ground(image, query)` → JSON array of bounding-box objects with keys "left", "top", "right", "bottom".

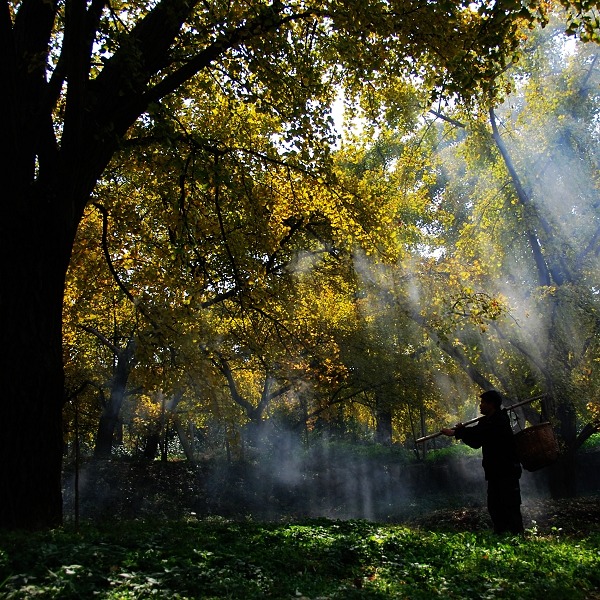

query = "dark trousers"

[{"left": 487, "top": 477, "right": 524, "bottom": 534}]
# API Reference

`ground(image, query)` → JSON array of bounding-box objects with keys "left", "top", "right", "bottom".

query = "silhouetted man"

[{"left": 442, "top": 390, "right": 524, "bottom": 534}]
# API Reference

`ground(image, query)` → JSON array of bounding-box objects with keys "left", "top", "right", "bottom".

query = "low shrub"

[
  {"left": 582, "top": 432, "right": 600, "bottom": 450},
  {"left": 424, "top": 443, "right": 482, "bottom": 463},
  {"left": 1, "top": 517, "right": 598, "bottom": 599}
]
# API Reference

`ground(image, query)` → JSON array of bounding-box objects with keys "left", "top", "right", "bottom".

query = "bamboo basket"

[{"left": 514, "top": 422, "right": 560, "bottom": 471}]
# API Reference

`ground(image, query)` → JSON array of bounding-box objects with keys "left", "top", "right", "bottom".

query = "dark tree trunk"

[
  {"left": 142, "top": 395, "right": 165, "bottom": 460},
  {"left": 547, "top": 453, "right": 578, "bottom": 498},
  {"left": 143, "top": 433, "right": 161, "bottom": 460},
  {"left": 141, "top": 391, "right": 183, "bottom": 460},
  {"left": 0, "top": 188, "right": 73, "bottom": 529},
  {"left": 0, "top": 0, "right": 229, "bottom": 531},
  {"left": 174, "top": 417, "right": 196, "bottom": 462},
  {"left": 547, "top": 394, "right": 579, "bottom": 498},
  {"left": 375, "top": 402, "right": 393, "bottom": 446},
  {"left": 93, "top": 338, "right": 136, "bottom": 457}
]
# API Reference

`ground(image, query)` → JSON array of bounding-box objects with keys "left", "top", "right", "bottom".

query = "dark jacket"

[{"left": 455, "top": 409, "right": 521, "bottom": 481}]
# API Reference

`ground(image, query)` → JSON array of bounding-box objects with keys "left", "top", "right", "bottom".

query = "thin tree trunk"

[
  {"left": 142, "top": 390, "right": 184, "bottom": 460},
  {"left": 174, "top": 417, "right": 196, "bottom": 462},
  {"left": 142, "top": 391, "right": 167, "bottom": 460},
  {"left": 93, "top": 337, "right": 136, "bottom": 457},
  {"left": 375, "top": 393, "right": 393, "bottom": 445}
]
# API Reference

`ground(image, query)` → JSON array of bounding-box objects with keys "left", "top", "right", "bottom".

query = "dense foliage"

[
  {"left": 61, "top": 14, "right": 600, "bottom": 475},
  {"left": 1, "top": 511, "right": 599, "bottom": 599}
]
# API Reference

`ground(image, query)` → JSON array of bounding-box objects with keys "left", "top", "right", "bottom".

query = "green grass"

[{"left": 1, "top": 519, "right": 598, "bottom": 599}]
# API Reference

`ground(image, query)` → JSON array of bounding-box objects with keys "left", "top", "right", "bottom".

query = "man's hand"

[{"left": 441, "top": 423, "right": 465, "bottom": 436}]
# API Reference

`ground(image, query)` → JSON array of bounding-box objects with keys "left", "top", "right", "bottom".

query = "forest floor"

[
  {"left": 405, "top": 495, "right": 600, "bottom": 536},
  {"left": 3, "top": 457, "right": 599, "bottom": 599},
  {"left": 3, "top": 494, "right": 600, "bottom": 599}
]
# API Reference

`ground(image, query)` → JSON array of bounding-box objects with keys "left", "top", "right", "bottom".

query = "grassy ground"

[{"left": 1, "top": 497, "right": 599, "bottom": 599}]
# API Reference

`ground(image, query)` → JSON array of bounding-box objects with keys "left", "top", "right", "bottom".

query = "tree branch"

[
  {"left": 142, "top": 8, "right": 317, "bottom": 108},
  {"left": 93, "top": 202, "right": 139, "bottom": 307},
  {"left": 428, "top": 109, "right": 465, "bottom": 128},
  {"left": 575, "top": 223, "right": 600, "bottom": 270},
  {"left": 489, "top": 108, "right": 554, "bottom": 287},
  {"left": 60, "top": 0, "right": 108, "bottom": 156},
  {"left": 256, "top": 377, "right": 292, "bottom": 419},
  {"left": 77, "top": 323, "right": 121, "bottom": 356},
  {"left": 5, "top": 0, "right": 58, "bottom": 179},
  {"left": 573, "top": 419, "right": 600, "bottom": 452},
  {"left": 213, "top": 352, "right": 256, "bottom": 417},
  {"left": 0, "top": 1, "right": 18, "bottom": 151}
]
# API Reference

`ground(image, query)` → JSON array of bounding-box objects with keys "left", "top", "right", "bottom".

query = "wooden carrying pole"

[{"left": 415, "top": 393, "right": 547, "bottom": 444}]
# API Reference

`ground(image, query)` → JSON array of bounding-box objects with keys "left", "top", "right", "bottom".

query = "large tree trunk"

[
  {"left": 0, "top": 0, "right": 224, "bottom": 531},
  {"left": 0, "top": 190, "right": 73, "bottom": 529}
]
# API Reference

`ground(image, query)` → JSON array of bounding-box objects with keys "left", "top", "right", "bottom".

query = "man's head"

[{"left": 479, "top": 390, "right": 503, "bottom": 415}]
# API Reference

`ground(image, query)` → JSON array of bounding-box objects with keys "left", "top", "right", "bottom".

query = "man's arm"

[{"left": 442, "top": 422, "right": 484, "bottom": 449}]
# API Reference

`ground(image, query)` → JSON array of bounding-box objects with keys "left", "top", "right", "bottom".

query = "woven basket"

[{"left": 514, "top": 422, "right": 560, "bottom": 472}]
